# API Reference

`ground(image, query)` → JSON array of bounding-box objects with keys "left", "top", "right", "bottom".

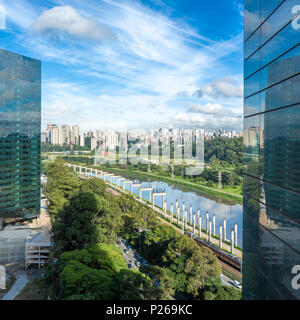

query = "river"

[{"left": 97, "top": 171, "right": 243, "bottom": 248}]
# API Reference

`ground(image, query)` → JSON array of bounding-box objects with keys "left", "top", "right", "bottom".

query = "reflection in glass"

[{"left": 0, "top": 49, "right": 41, "bottom": 223}]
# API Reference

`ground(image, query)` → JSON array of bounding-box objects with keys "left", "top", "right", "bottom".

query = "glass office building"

[
  {"left": 243, "top": 0, "right": 300, "bottom": 299},
  {"left": 0, "top": 49, "right": 41, "bottom": 224}
]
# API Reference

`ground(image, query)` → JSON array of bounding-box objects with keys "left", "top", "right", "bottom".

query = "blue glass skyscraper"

[
  {"left": 243, "top": 0, "right": 300, "bottom": 299},
  {"left": 0, "top": 49, "right": 41, "bottom": 224}
]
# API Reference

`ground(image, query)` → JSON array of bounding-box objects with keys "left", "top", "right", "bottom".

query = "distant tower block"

[
  {"left": 219, "top": 225, "right": 223, "bottom": 249},
  {"left": 170, "top": 203, "right": 174, "bottom": 222},
  {"left": 206, "top": 212, "right": 209, "bottom": 235},
  {"left": 218, "top": 171, "right": 223, "bottom": 189},
  {"left": 193, "top": 213, "right": 196, "bottom": 234},
  {"left": 209, "top": 221, "right": 212, "bottom": 242},
  {"left": 234, "top": 223, "right": 238, "bottom": 247},
  {"left": 189, "top": 205, "right": 192, "bottom": 224},
  {"left": 212, "top": 214, "right": 216, "bottom": 236},
  {"left": 231, "top": 229, "right": 235, "bottom": 254},
  {"left": 223, "top": 218, "right": 227, "bottom": 241}
]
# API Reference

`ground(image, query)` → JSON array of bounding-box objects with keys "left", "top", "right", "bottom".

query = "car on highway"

[
  {"left": 123, "top": 249, "right": 129, "bottom": 254},
  {"left": 136, "top": 261, "right": 141, "bottom": 267},
  {"left": 128, "top": 263, "right": 132, "bottom": 269}
]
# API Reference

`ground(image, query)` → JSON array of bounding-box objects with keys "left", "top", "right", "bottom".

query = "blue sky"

[{"left": 0, "top": 0, "right": 244, "bottom": 131}]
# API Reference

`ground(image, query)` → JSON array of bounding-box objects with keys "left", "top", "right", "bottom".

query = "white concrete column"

[
  {"left": 182, "top": 202, "right": 185, "bottom": 221},
  {"left": 182, "top": 212, "right": 185, "bottom": 234},
  {"left": 189, "top": 205, "right": 192, "bottom": 225},
  {"left": 164, "top": 200, "right": 167, "bottom": 217},
  {"left": 219, "top": 225, "right": 223, "bottom": 249},
  {"left": 177, "top": 207, "right": 180, "bottom": 225},
  {"left": 234, "top": 223, "right": 238, "bottom": 247},
  {"left": 231, "top": 229, "right": 235, "bottom": 254},
  {"left": 209, "top": 220, "right": 212, "bottom": 242},
  {"left": 213, "top": 214, "right": 216, "bottom": 236},
  {"left": 223, "top": 218, "right": 227, "bottom": 241},
  {"left": 139, "top": 189, "right": 142, "bottom": 202},
  {"left": 176, "top": 200, "right": 178, "bottom": 215},
  {"left": 184, "top": 209, "right": 187, "bottom": 230},
  {"left": 198, "top": 213, "right": 202, "bottom": 238},
  {"left": 170, "top": 203, "right": 174, "bottom": 223},
  {"left": 193, "top": 213, "right": 195, "bottom": 234},
  {"left": 206, "top": 212, "right": 209, "bottom": 235},
  {"left": 152, "top": 193, "right": 155, "bottom": 209}
]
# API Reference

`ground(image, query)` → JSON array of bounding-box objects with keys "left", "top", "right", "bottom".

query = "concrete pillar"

[
  {"left": 193, "top": 213, "right": 195, "bottom": 234},
  {"left": 123, "top": 181, "right": 126, "bottom": 191},
  {"left": 177, "top": 207, "right": 180, "bottom": 225},
  {"left": 206, "top": 212, "right": 209, "bottom": 235},
  {"left": 139, "top": 189, "right": 142, "bottom": 202},
  {"left": 175, "top": 200, "right": 178, "bottom": 214},
  {"left": 164, "top": 200, "right": 167, "bottom": 217},
  {"left": 131, "top": 183, "right": 133, "bottom": 194},
  {"left": 182, "top": 202, "right": 185, "bottom": 220},
  {"left": 184, "top": 209, "right": 187, "bottom": 230},
  {"left": 189, "top": 205, "right": 192, "bottom": 225},
  {"left": 170, "top": 203, "right": 174, "bottom": 222},
  {"left": 152, "top": 193, "right": 155, "bottom": 209},
  {"left": 219, "top": 225, "right": 223, "bottom": 249},
  {"left": 182, "top": 212, "right": 184, "bottom": 234},
  {"left": 223, "top": 218, "right": 227, "bottom": 241},
  {"left": 231, "top": 229, "right": 235, "bottom": 254},
  {"left": 234, "top": 223, "right": 238, "bottom": 247},
  {"left": 213, "top": 214, "right": 216, "bottom": 236},
  {"left": 209, "top": 220, "right": 212, "bottom": 242},
  {"left": 198, "top": 213, "right": 201, "bottom": 238}
]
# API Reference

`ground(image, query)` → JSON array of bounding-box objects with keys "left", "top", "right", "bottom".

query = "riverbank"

[{"left": 91, "top": 166, "right": 243, "bottom": 204}]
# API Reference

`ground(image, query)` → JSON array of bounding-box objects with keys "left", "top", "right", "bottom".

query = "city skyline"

[{"left": 1, "top": 0, "right": 244, "bottom": 131}]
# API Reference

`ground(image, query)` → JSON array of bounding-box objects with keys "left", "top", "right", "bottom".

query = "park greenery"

[
  {"left": 42, "top": 142, "right": 90, "bottom": 153},
  {"left": 43, "top": 158, "right": 241, "bottom": 300},
  {"left": 55, "top": 137, "right": 243, "bottom": 203}
]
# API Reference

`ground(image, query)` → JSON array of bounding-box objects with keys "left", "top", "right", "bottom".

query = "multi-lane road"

[{"left": 116, "top": 238, "right": 148, "bottom": 271}]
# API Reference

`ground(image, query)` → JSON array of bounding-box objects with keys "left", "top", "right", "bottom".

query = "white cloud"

[
  {"left": 187, "top": 102, "right": 241, "bottom": 118},
  {"left": 31, "top": 5, "right": 115, "bottom": 40},
  {"left": 195, "top": 78, "right": 243, "bottom": 99}
]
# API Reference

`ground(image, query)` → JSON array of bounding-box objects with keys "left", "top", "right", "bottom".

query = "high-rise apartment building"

[
  {"left": 61, "top": 125, "right": 70, "bottom": 145},
  {"left": 243, "top": 0, "right": 300, "bottom": 300},
  {"left": 0, "top": 49, "right": 41, "bottom": 222},
  {"left": 72, "top": 125, "right": 80, "bottom": 145}
]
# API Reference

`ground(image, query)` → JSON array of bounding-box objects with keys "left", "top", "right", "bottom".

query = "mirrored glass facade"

[
  {"left": 243, "top": 0, "right": 300, "bottom": 300},
  {"left": 0, "top": 49, "right": 41, "bottom": 223}
]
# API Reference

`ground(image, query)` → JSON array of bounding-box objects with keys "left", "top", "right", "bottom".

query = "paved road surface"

[
  {"left": 2, "top": 271, "right": 28, "bottom": 300},
  {"left": 116, "top": 238, "right": 148, "bottom": 271}
]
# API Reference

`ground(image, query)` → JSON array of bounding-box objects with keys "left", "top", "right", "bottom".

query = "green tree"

[
  {"left": 140, "top": 265, "right": 174, "bottom": 299},
  {"left": 162, "top": 235, "right": 221, "bottom": 297}
]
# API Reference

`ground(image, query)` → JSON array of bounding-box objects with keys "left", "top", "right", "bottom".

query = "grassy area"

[
  {"left": 222, "top": 267, "right": 242, "bottom": 283},
  {"left": 92, "top": 166, "right": 243, "bottom": 204},
  {"left": 14, "top": 279, "right": 48, "bottom": 300}
]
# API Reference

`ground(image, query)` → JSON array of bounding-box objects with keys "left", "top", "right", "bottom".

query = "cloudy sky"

[{"left": 0, "top": 0, "right": 244, "bottom": 132}]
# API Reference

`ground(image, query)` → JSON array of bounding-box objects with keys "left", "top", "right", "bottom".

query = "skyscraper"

[
  {"left": 0, "top": 49, "right": 41, "bottom": 223},
  {"left": 243, "top": 1, "right": 300, "bottom": 300}
]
